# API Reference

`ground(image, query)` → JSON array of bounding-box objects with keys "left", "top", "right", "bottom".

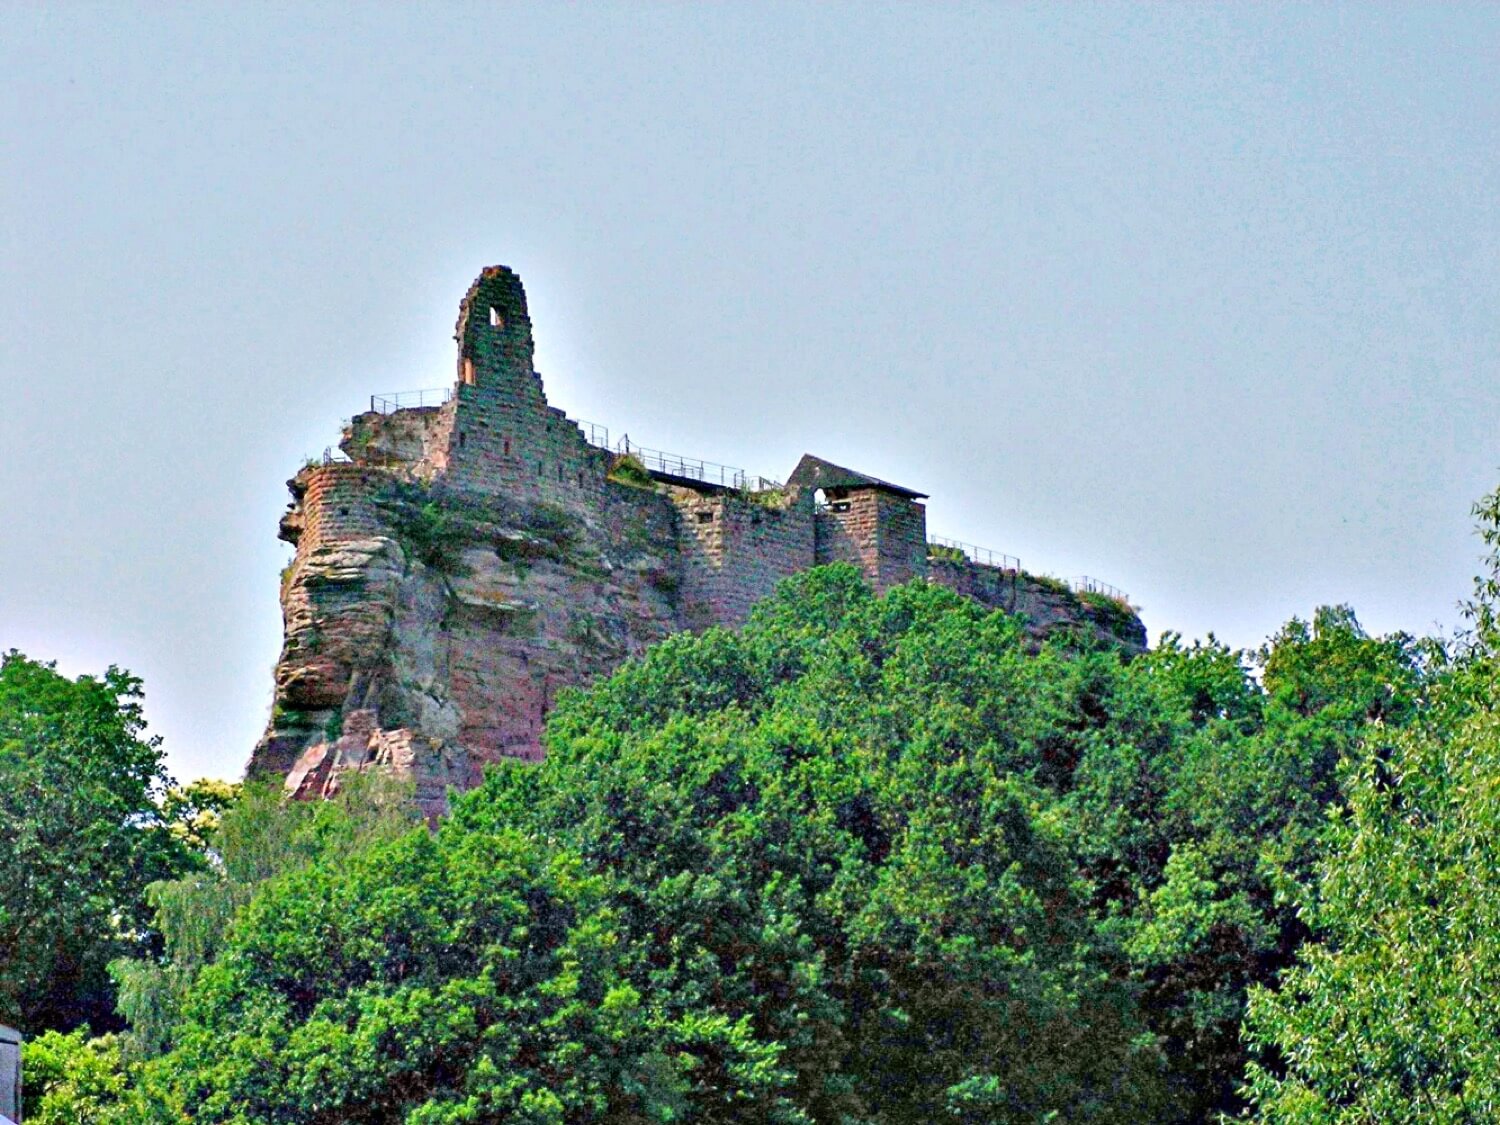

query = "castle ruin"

[{"left": 252, "top": 266, "right": 1143, "bottom": 815}]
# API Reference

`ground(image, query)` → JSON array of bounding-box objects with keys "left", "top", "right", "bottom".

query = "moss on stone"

[{"left": 607, "top": 453, "right": 657, "bottom": 490}]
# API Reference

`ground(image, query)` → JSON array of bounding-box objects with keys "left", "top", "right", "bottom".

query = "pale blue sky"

[{"left": 3, "top": 3, "right": 1496, "bottom": 782}]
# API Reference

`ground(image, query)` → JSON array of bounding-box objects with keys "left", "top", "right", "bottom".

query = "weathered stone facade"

[{"left": 251, "top": 266, "right": 1145, "bottom": 816}]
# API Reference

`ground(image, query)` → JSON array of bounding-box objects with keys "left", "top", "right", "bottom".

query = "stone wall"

[
  {"left": 812, "top": 489, "right": 928, "bottom": 591},
  {"left": 440, "top": 384, "right": 611, "bottom": 511},
  {"left": 344, "top": 406, "right": 451, "bottom": 474},
  {"left": 250, "top": 264, "right": 1146, "bottom": 816},
  {"left": 873, "top": 491, "right": 928, "bottom": 589},
  {"left": 672, "top": 487, "right": 816, "bottom": 629}
]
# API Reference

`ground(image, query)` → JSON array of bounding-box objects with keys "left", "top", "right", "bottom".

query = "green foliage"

[
  {"left": 1258, "top": 605, "right": 1422, "bottom": 728},
  {"left": 926, "top": 543, "right": 967, "bottom": 564},
  {"left": 606, "top": 453, "right": 656, "bottom": 490},
  {"left": 143, "top": 827, "right": 733, "bottom": 1123},
  {"left": 1241, "top": 696, "right": 1500, "bottom": 1122},
  {"left": 380, "top": 482, "right": 580, "bottom": 578},
  {"left": 1077, "top": 589, "right": 1140, "bottom": 638},
  {"left": 743, "top": 485, "right": 788, "bottom": 509},
  {"left": 269, "top": 702, "right": 316, "bottom": 729},
  {"left": 160, "top": 778, "right": 240, "bottom": 853},
  {"left": 1023, "top": 571, "right": 1075, "bottom": 597},
  {"left": 389, "top": 495, "right": 472, "bottom": 574},
  {"left": 0, "top": 651, "right": 199, "bottom": 1033},
  {"left": 455, "top": 566, "right": 1173, "bottom": 1122},
  {"left": 1088, "top": 612, "right": 1432, "bottom": 1117},
  {"left": 55, "top": 547, "right": 1453, "bottom": 1122},
  {"left": 1237, "top": 489, "right": 1500, "bottom": 1123},
  {"left": 22, "top": 1029, "right": 134, "bottom": 1125},
  {"left": 110, "top": 777, "right": 417, "bottom": 1062}
]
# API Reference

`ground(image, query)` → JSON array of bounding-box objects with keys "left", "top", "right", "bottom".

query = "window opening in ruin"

[
  {"left": 489, "top": 307, "right": 504, "bottom": 329},
  {"left": 537, "top": 462, "right": 544, "bottom": 476},
  {"left": 577, "top": 471, "right": 584, "bottom": 486},
  {"left": 831, "top": 501, "right": 851, "bottom": 513},
  {"left": 462, "top": 357, "right": 475, "bottom": 385},
  {"left": 458, "top": 432, "right": 466, "bottom": 447},
  {"left": 503, "top": 437, "right": 511, "bottom": 456},
  {"left": 557, "top": 465, "right": 564, "bottom": 482},
  {"left": 696, "top": 510, "right": 714, "bottom": 524},
  {"left": 338, "top": 506, "right": 349, "bottom": 516}
]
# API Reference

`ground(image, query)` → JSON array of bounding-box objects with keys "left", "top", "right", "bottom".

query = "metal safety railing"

[
  {"left": 1071, "top": 576, "right": 1128, "bottom": 603},
  {"left": 369, "top": 387, "right": 452, "bottom": 413},
  {"left": 604, "top": 432, "right": 781, "bottom": 493},
  {"left": 621, "top": 440, "right": 752, "bottom": 490},
  {"left": 574, "top": 418, "right": 611, "bottom": 449},
  {"left": 927, "top": 535, "right": 1020, "bottom": 573}
]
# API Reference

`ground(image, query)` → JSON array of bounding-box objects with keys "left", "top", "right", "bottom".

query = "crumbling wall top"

[{"left": 455, "top": 265, "right": 536, "bottom": 389}]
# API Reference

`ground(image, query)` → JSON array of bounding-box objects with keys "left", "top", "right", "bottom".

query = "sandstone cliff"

[{"left": 250, "top": 266, "right": 1145, "bottom": 816}]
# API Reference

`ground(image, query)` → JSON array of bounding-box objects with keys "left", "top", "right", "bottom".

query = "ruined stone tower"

[{"left": 253, "top": 266, "right": 1143, "bottom": 815}]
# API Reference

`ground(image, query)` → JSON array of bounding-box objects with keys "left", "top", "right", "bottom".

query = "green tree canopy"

[
  {"left": 0, "top": 651, "right": 198, "bottom": 1033},
  {"left": 1240, "top": 487, "right": 1500, "bottom": 1122},
  {"left": 79, "top": 564, "right": 1431, "bottom": 1123}
]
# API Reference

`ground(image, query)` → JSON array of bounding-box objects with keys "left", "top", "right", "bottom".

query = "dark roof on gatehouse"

[{"left": 786, "top": 454, "right": 927, "bottom": 500}]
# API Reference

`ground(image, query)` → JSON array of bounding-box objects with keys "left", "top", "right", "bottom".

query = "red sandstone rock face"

[
  {"left": 253, "top": 467, "right": 685, "bottom": 818},
  {"left": 249, "top": 266, "right": 1145, "bottom": 817}
]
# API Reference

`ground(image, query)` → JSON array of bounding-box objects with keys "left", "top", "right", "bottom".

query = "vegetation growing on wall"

[
  {"left": 377, "top": 482, "right": 473, "bottom": 574},
  {"left": 1077, "top": 588, "right": 1141, "bottom": 639},
  {"left": 377, "top": 482, "right": 579, "bottom": 577},
  {"left": 605, "top": 452, "right": 656, "bottom": 490},
  {"left": 1021, "top": 570, "right": 1074, "bottom": 597},
  {"left": 926, "top": 542, "right": 967, "bottom": 564},
  {"left": 742, "top": 485, "right": 788, "bottom": 509}
]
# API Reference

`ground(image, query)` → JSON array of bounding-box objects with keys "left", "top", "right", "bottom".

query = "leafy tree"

[
  {"left": 79, "top": 562, "right": 1435, "bottom": 1122},
  {"left": 1064, "top": 608, "right": 1432, "bottom": 1119},
  {"left": 142, "top": 825, "right": 747, "bottom": 1124},
  {"left": 159, "top": 778, "right": 240, "bottom": 853},
  {"left": 0, "top": 652, "right": 197, "bottom": 1033},
  {"left": 1240, "top": 486, "right": 1500, "bottom": 1122},
  {"left": 1241, "top": 694, "right": 1500, "bottom": 1122},
  {"left": 111, "top": 776, "right": 415, "bottom": 1060},
  {"left": 123, "top": 569, "right": 1167, "bottom": 1121},
  {"left": 451, "top": 568, "right": 1170, "bottom": 1122},
  {"left": 21, "top": 1028, "right": 134, "bottom": 1125}
]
